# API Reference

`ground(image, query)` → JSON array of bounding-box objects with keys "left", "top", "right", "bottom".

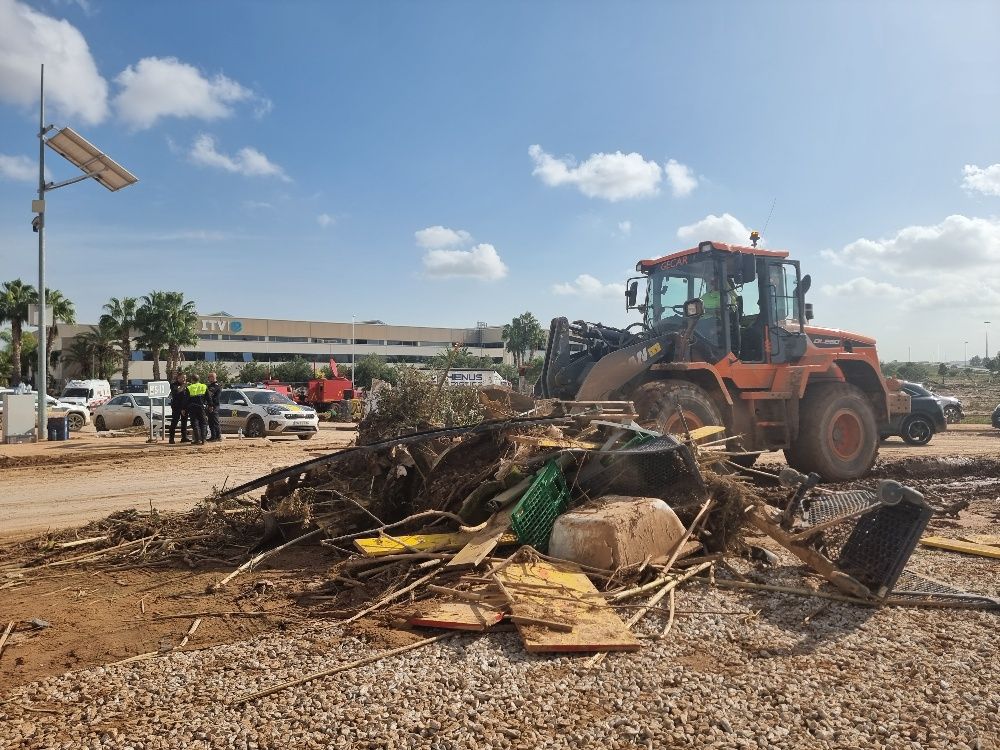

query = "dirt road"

[{"left": 0, "top": 425, "right": 356, "bottom": 539}]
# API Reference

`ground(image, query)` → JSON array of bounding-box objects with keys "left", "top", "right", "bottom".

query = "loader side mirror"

[
  {"left": 800, "top": 274, "right": 812, "bottom": 296},
  {"left": 626, "top": 280, "right": 639, "bottom": 308},
  {"left": 805, "top": 303, "right": 814, "bottom": 321},
  {"left": 740, "top": 254, "right": 757, "bottom": 283}
]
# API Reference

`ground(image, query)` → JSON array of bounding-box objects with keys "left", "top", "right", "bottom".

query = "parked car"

[
  {"left": 93, "top": 393, "right": 172, "bottom": 431},
  {"left": 992, "top": 403, "right": 1000, "bottom": 429},
  {"left": 218, "top": 387, "right": 318, "bottom": 439},
  {"left": 0, "top": 390, "right": 91, "bottom": 431},
  {"left": 879, "top": 382, "right": 948, "bottom": 445},
  {"left": 905, "top": 382, "right": 963, "bottom": 424}
]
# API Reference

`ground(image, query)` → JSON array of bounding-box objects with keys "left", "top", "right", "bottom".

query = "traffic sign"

[{"left": 147, "top": 380, "right": 170, "bottom": 398}]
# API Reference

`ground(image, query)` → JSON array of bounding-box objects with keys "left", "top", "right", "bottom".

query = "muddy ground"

[{"left": 1, "top": 421, "right": 998, "bottom": 691}]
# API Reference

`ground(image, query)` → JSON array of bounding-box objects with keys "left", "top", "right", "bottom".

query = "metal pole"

[
  {"left": 964, "top": 341, "right": 968, "bottom": 367},
  {"left": 351, "top": 315, "right": 355, "bottom": 389},
  {"left": 36, "top": 64, "right": 47, "bottom": 441},
  {"left": 985, "top": 322, "right": 991, "bottom": 359}
]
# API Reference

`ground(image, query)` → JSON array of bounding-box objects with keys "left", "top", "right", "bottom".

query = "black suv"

[{"left": 879, "top": 382, "right": 947, "bottom": 445}]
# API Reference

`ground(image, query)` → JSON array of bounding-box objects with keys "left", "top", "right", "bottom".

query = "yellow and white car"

[{"left": 217, "top": 387, "right": 318, "bottom": 440}]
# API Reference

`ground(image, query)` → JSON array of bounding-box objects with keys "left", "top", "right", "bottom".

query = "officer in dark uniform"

[
  {"left": 168, "top": 373, "right": 189, "bottom": 444},
  {"left": 205, "top": 371, "right": 222, "bottom": 442},
  {"left": 186, "top": 374, "right": 208, "bottom": 445}
]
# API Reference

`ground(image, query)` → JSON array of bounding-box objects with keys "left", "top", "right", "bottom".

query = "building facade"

[{"left": 54, "top": 313, "right": 511, "bottom": 386}]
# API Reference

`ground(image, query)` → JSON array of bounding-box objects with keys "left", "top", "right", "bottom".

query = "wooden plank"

[
  {"left": 409, "top": 602, "right": 505, "bottom": 631},
  {"left": 447, "top": 506, "right": 516, "bottom": 569},
  {"left": 507, "top": 435, "right": 603, "bottom": 450},
  {"left": 495, "top": 559, "right": 639, "bottom": 653},
  {"left": 920, "top": 536, "right": 1000, "bottom": 559},
  {"left": 686, "top": 425, "right": 726, "bottom": 442},
  {"left": 354, "top": 532, "right": 516, "bottom": 557},
  {"left": 960, "top": 534, "right": 1000, "bottom": 548}
]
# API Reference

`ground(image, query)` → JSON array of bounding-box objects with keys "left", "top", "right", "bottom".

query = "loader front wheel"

[
  {"left": 633, "top": 380, "right": 723, "bottom": 436},
  {"left": 785, "top": 383, "right": 877, "bottom": 481}
]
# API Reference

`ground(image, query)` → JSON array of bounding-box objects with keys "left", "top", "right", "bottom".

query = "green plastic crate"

[{"left": 510, "top": 460, "right": 570, "bottom": 551}]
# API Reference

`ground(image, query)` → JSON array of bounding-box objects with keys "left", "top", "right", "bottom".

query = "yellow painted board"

[
  {"left": 495, "top": 558, "right": 639, "bottom": 653},
  {"left": 688, "top": 425, "right": 726, "bottom": 441},
  {"left": 508, "top": 435, "right": 604, "bottom": 450},
  {"left": 354, "top": 532, "right": 517, "bottom": 557},
  {"left": 920, "top": 536, "right": 1000, "bottom": 560},
  {"left": 960, "top": 535, "right": 1000, "bottom": 548}
]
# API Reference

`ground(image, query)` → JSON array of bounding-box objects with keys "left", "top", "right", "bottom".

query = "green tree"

[
  {"left": 136, "top": 291, "right": 198, "bottom": 381},
  {"left": 352, "top": 354, "right": 397, "bottom": 389},
  {"left": 0, "top": 329, "right": 37, "bottom": 384},
  {"left": 272, "top": 356, "right": 315, "bottom": 383},
  {"left": 501, "top": 312, "right": 545, "bottom": 367},
  {"left": 181, "top": 361, "right": 233, "bottom": 385},
  {"left": 524, "top": 356, "right": 544, "bottom": 385},
  {"left": 65, "top": 322, "right": 121, "bottom": 381},
  {"left": 100, "top": 296, "right": 138, "bottom": 385},
  {"left": 0, "top": 279, "right": 38, "bottom": 387},
  {"left": 969, "top": 355, "right": 983, "bottom": 368},
  {"left": 42, "top": 289, "right": 76, "bottom": 387},
  {"left": 236, "top": 361, "right": 271, "bottom": 383},
  {"left": 427, "top": 346, "right": 496, "bottom": 372}
]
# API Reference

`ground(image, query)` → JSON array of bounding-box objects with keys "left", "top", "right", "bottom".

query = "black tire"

[
  {"left": 785, "top": 383, "right": 878, "bottom": 481},
  {"left": 94, "top": 415, "right": 107, "bottom": 432},
  {"left": 67, "top": 412, "right": 85, "bottom": 431},
  {"left": 298, "top": 433, "right": 316, "bottom": 440},
  {"left": 943, "top": 405, "right": 962, "bottom": 424},
  {"left": 246, "top": 415, "right": 266, "bottom": 438},
  {"left": 900, "top": 414, "right": 934, "bottom": 446},
  {"left": 132, "top": 416, "right": 144, "bottom": 427},
  {"left": 633, "top": 380, "right": 724, "bottom": 435}
]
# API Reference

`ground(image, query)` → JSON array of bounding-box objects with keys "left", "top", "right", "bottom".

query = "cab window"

[
  {"left": 767, "top": 262, "right": 801, "bottom": 325},
  {"left": 107, "top": 395, "right": 129, "bottom": 406},
  {"left": 219, "top": 390, "right": 239, "bottom": 405}
]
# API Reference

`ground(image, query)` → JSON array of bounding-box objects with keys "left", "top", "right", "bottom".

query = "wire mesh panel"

[
  {"left": 580, "top": 435, "right": 702, "bottom": 501},
  {"left": 892, "top": 570, "right": 998, "bottom": 606},
  {"left": 835, "top": 498, "right": 933, "bottom": 593},
  {"left": 802, "top": 490, "right": 880, "bottom": 527}
]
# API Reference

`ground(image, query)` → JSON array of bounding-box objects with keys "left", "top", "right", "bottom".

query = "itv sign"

[{"left": 200, "top": 318, "right": 243, "bottom": 333}]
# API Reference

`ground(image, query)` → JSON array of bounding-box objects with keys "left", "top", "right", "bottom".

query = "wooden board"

[
  {"left": 508, "top": 435, "right": 603, "bottom": 450},
  {"left": 920, "top": 536, "right": 1000, "bottom": 559},
  {"left": 354, "top": 532, "right": 517, "bottom": 557},
  {"left": 960, "top": 535, "right": 1000, "bottom": 548},
  {"left": 447, "top": 506, "right": 516, "bottom": 569},
  {"left": 409, "top": 602, "right": 505, "bottom": 631},
  {"left": 687, "top": 425, "right": 726, "bottom": 442},
  {"left": 495, "top": 559, "right": 640, "bottom": 653}
]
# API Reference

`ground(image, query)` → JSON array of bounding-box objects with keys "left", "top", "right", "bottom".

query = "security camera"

[{"left": 31, "top": 215, "right": 41, "bottom": 233}]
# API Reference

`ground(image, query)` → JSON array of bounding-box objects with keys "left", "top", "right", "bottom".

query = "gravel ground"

[{"left": 1, "top": 578, "right": 996, "bottom": 750}]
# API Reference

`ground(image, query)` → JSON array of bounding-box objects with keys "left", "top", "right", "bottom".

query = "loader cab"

[{"left": 638, "top": 242, "right": 810, "bottom": 365}]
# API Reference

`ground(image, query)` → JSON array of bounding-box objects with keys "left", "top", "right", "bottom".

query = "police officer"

[
  {"left": 186, "top": 374, "right": 209, "bottom": 445},
  {"left": 205, "top": 371, "right": 222, "bottom": 442},
  {"left": 168, "top": 373, "right": 189, "bottom": 444}
]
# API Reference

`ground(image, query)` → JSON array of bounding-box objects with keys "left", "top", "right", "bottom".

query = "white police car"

[{"left": 217, "top": 387, "right": 318, "bottom": 439}]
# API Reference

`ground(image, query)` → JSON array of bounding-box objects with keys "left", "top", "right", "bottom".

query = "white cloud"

[
  {"left": 528, "top": 144, "right": 663, "bottom": 201},
  {"left": 821, "top": 277, "right": 910, "bottom": 299},
  {"left": 664, "top": 159, "right": 697, "bottom": 197},
  {"left": 553, "top": 274, "right": 621, "bottom": 299},
  {"left": 415, "top": 225, "right": 472, "bottom": 249},
  {"left": 243, "top": 200, "right": 273, "bottom": 211},
  {"left": 0, "top": 0, "right": 108, "bottom": 124},
  {"left": 422, "top": 243, "right": 508, "bottom": 281},
  {"left": 617, "top": 220, "right": 632, "bottom": 237},
  {"left": 677, "top": 213, "right": 755, "bottom": 246},
  {"left": 962, "top": 164, "right": 1000, "bottom": 197},
  {"left": 827, "top": 215, "right": 1000, "bottom": 275},
  {"left": 0, "top": 154, "right": 35, "bottom": 182},
  {"left": 189, "top": 134, "right": 289, "bottom": 181},
  {"left": 317, "top": 213, "right": 334, "bottom": 228},
  {"left": 114, "top": 57, "right": 264, "bottom": 130}
]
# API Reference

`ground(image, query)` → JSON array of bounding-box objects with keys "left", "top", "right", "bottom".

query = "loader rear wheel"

[
  {"left": 785, "top": 383, "right": 877, "bottom": 481},
  {"left": 633, "top": 381, "right": 723, "bottom": 436}
]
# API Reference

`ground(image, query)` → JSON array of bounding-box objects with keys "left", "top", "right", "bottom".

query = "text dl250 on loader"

[{"left": 537, "top": 237, "right": 910, "bottom": 481}]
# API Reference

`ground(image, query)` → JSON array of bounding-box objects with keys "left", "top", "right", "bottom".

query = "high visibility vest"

[{"left": 187, "top": 382, "right": 207, "bottom": 397}]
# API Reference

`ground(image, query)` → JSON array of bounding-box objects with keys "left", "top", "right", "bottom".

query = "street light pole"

[
  {"left": 36, "top": 64, "right": 47, "bottom": 438},
  {"left": 986, "top": 321, "right": 991, "bottom": 360},
  {"left": 351, "top": 315, "right": 356, "bottom": 389},
  {"left": 964, "top": 341, "right": 969, "bottom": 367}
]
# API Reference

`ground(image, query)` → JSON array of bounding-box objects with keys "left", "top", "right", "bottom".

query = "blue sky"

[{"left": 1, "top": 0, "right": 999, "bottom": 361}]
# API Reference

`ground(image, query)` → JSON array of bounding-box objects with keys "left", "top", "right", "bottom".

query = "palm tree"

[
  {"left": 78, "top": 321, "right": 121, "bottom": 381},
  {"left": 501, "top": 312, "right": 545, "bottom": 368},
  {"left": 101, "top": 296, "right": 138, "bottom": 386},
  {"left": 136, "top": 291, "right": 170, "bottom": 381},
  {"left": 0, "top": 279, "right": 39, "bottom": 387},
  {"left": 63, "top": 335, "right": 96, "bottom": 379},
  {"left": 43, "top": 289, "right": 76, "bottom": 388},
  {"left": 162, "top": 292, "right": 198, "bottom": 379}
]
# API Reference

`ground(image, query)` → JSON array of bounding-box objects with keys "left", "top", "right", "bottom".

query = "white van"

[{"left": 60, "top": 379, "right": 112, "bottom": 411}]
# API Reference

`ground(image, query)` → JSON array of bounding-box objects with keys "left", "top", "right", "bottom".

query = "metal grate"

[
  {"left": 836, "top": 498, "right": 933, "bottom": 594},
  {"left": 802, "top": 490, "right": 880, "bottom": 526},
  {"left": 892, "top": 570, "right": 1000, "bottom": 607},
  {"left": 580, "top": 434, "right": 703, "bottom": 501}
]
